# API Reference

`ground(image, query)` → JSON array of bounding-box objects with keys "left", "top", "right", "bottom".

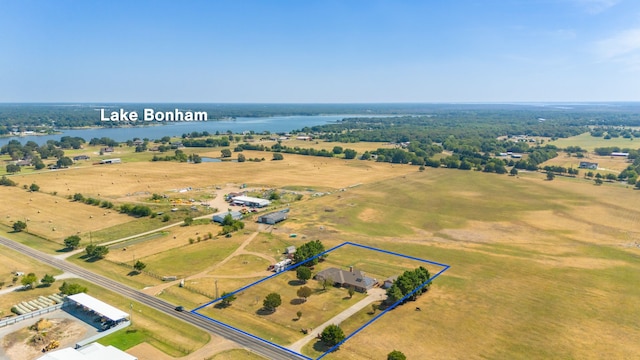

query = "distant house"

[
  {"left": 73, "top": 155, "right": 90, "bottom": 161},
  {"left": 257, "top": 210, "right": 288, "bottom": 225},
  {"left": 296, "top": 136, "right": 312, "bottom": 141},
  {"left": 101, "top": 147, "right": 114, "bottom": 153},
  {"left": 579, "top": 161, "right": 598, "bottom": 170},
  {"left": 285, "top": 246, "right": 296, "bottom": 255},
  {"left": 315, "top": 267, "right": 377, "bottom": 293},
  {"left": 511, "top": 154, "right": 522, "bottom": 159},
  {"left": 132, "top": 139, "right": 144, "bottom": 146},
  {"left": 100, "top": 158, "right": 121, "bottom": 164},
  {"left": 16, "top": 159, "right": 32, "bottom": 166},
  {"left": 611, "top": 152, "right": 629, "bottom": 157},
  {"left": 212, "top": 210, "right": 242, "bottom": 223}
]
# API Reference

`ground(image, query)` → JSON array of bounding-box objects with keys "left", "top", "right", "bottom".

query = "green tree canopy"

[
  {"left": 296, "top": 266, "right": 312, "bottom": 283},
  {"left": 293, "top": 240, "right": 326, "bottom": 266},
  {"left": 133, "top": 260, "right": 146, "bottom": 273},
  {"left": 387, "top": 350, "right": 407, "bottom": 360},
  {"left": 321, "top": 324, "right": 345, "bottom": 347},
  {"left": 21, "top": 273, "right": 38, "bottom": 289},
  {"left": 41, "top": 274, "right": 55, "bottom": 286},
  {"left": 263, "top": 292, "right": 282, "bottom": 312},
  {"left": 296, "top": 286, "right": 313, "bottom": 302},
  {"left": 220, "top": 291, "right": 237, "bottom": 307},
  {"left": 12, "top": 220, "right": 27, "bottom": 232},
  {"left": 59, "top": 281, "right": 88, "bottom": 295},
  {"left": 64, "top": 235, "right": 81, "bottom": 249}
]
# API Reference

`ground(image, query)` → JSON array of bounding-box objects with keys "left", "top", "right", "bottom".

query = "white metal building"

[
  {"left": 38, "top": 343, "right": 137, "bottom": 360},
  {"left": 231, "top": 195, "right": 270, "bottom": 208}
]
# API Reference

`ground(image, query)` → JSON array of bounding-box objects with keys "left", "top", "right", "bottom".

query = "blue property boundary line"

[{"left": 192, "top": 242, "right": 450, "bottom": 359}]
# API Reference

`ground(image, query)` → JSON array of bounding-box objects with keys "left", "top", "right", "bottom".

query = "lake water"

[{"left": 0, "top": 115, "right": 370, "bottom": 147}]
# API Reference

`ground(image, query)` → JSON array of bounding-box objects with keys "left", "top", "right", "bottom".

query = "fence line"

[{"left": 0, "top": 303, "right": 64, "bottom": 328}]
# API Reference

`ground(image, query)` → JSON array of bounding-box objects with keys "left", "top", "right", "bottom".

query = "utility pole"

[{"left": 215, "top": 279, "right": 219, "bottom": 299}]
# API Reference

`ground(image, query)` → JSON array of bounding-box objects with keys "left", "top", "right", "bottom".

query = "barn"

[
  {"left": 257, "top": 210, "right": 288, "bottom": 225},
  {"left": 212, "top": 211, "right": 242, "bottom": 223},
  {"left": 231, "top": 195, "right": 270, "bottom": 208}
]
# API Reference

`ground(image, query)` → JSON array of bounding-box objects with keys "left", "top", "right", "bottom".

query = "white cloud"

[
  {"left": 572, "top": 0, "right": 621, "bottom": 14},
  {"left": 594, "top": 28, "right": 640, "bottom": 70}
]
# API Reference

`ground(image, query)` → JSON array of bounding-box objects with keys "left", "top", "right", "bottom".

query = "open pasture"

[
  {"left": 284, "top": 168, "right": 640, "bottom": 359},
  {"left": 549, "top": 132, "right": 639, "bottom": 151},
  {"left": 0, "top": 185, "right": 133, "bottom": 243},
  {"left": 540, "top": 152, "right": 632, "bottom": 174}
]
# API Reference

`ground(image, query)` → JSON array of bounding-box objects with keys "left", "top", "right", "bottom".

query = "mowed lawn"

[{"left": 289, "top": 168, "right": 640, "bottom": 359}]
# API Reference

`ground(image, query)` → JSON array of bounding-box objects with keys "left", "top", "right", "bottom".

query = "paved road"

[{"left": 0, "top": 236, "right": 307, "bottom": 360}]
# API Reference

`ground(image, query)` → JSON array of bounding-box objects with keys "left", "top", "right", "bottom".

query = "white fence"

[{"left": 0, "top": 302, "right": 65, "bottom": 328}]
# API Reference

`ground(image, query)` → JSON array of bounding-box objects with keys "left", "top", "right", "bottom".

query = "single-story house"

[
  {"left": 315, "top": 267, "right": 377, "bottom": 293},
  {"left": 16, "top": 159, "right": 32, "bottom": 166},
  {"left": 296, "top": 136, "right": 312, "bottom": 141},
  {"left": 257, "top": 210, "right": 288, "bottom": 225},
  {"left": 579, "top": 161, "right": 598, "bottom": 169},
  {"left": 73, "top": 155, "right": 90, "bottom": 161},
  {"left": 212, "top": 210, "right": 242, "bottom": 223},
  {"left": 382, "top": 275, "right": 399, "bottom": 289},
  {"left": 231, "top": 195, "right": 270, "bottom": 208},
  {"left": 132, "top": 139, "right": 144, "bottom": 146},
  {"left": 101, "top": 147, "right": 115, "bottom": 153}
]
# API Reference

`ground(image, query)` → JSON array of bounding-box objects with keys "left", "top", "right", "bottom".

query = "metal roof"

[{"left": 67, "top": 293, "right": 129, "bottom": 322}]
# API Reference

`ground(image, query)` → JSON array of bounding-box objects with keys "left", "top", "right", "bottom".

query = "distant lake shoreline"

[{"left": 0, "top": 115, "right": 389, "bottom": 147}]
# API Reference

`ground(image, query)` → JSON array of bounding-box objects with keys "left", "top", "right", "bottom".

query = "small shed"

[
  {"left": 257, "top": 210, "right": 288, "bottom": 225},
  {"left": 285, "top": 246, "right": 296, "bottom": 254},
  {"left": 212, "top": 211, "right": 242, "bottom": 223}
]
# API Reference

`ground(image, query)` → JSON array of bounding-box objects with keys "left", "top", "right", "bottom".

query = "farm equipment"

[{"left": 42, "top": 340, "right": 60, "bottom": 352}]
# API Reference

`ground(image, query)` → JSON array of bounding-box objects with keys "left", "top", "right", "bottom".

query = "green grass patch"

[{"left": 0, "top": 224, "right": 62, "bottom": 253}]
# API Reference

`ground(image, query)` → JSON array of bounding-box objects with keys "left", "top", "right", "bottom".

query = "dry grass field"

[
  {"left": 549, "top": 132, "right": 639, "bottom": 151},
  {"left": 1, "top": 140, "right": 639, "bottom": 359},
  {"left": 540, "top": 152, "right": 633, "bottom": 174}
]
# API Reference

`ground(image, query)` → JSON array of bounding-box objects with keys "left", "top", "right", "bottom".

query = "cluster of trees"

[
  {"left": 16, "top": 272, "right": 55, "bottom": 290},
  {"left": 59, "top": 281, "right": 88, "bottom": 295},
  {"left": 590, "top": 127, "right": 640, "bottom": 139},
  {"left": 182, "top": 137, "right": 231, "bottom": 148},
  {"left": 85, "top": 244, "right": 109, "bottom": 260},
  {"left": 151, "top": 149, "right": 189, "bottom": 162},
  {"left": 119, "top": 204, "right": 152, "bottom": 217},
  {"left": 72, "top": 193, "right": 114, "bottom": 208},
  {"left": 293, "top": 240, "right": 326, "bottom": 266},
  {"left": 64, "top": 235, "right": 81, "bottom": 249},
  {"left": 542, "top": 165, "right": 579, "bottom": 176},
  {"left": 12, "top": 220, "right": 27, "bottom": 232},
  {"left": 218, "top": 213, "right": 245, "bottom": 235},
  {"left": 269, "top": 143, "right": 358, "bottom": 159},
  {"left": 0, "top": 175, "right": 17, "bottom": 186},
  {"left": 386, "top": 266, "right": 431, "bottom": 304}
]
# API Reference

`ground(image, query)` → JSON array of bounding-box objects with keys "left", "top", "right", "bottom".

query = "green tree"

[
  {"left": 348, "top": 287, "right": 355, "bottom": 299},
  {"left": 41, "top": 274, "right": 55, "bottom": 287},
  {"left": 263, "top": 292, "right": 282, "bottom": 312},
  {"left": 64, "top": 235, "right": 81, "bottom": 249},
  {"left": 343, "top": 148, "right": 357, "bottom": 159},
  {"left": 12, "top": 220, "right": 27, "bottom": 232},
  {"left": 93, "top": 245, "right": 109, "bottom": 259},
  {"left": 272, "top": 153, "right": 284, "bottom": 161},
  {"left": 387, "top": 350, "right": 407, "bottom": 360},
  {"left": 296, "top": 266, "right": 312, "bottom": 283},
  {"left": 59, "top": 281, "right": 88, "bottom": 295},
  {"left": 510, "top": 167, "right": 518, "bottom": 176},
  {"left": 221, "top": 149, "right": 232, "bottom": 158},
  {"left": 293, "top": 240, "right": 326, "bottom": 266},
  {"left": 21, "top": 273, "right": 38, "bottom": 289},
  {"left": 0, "top": 176, "right": 17, "bottom": 186},
  {"left": 56, "top": 157, "right": 73, "bottom": 168},
  {"left": 237, "top": 153, "right": 246, "bottom": 162},
  {"left": 296, "top": 286, "right": 312, "bottom": 302},
  {"left": 546, "top": 172, "right": 555, "bottom": 181},
  {"left": 133, "top": 260, "right": 146, "bottom": 273},
  {"left": 332, "top": 146, "right": 343, "bottom": 154},
  {"left": 220, "top": 291, "right": 237, "bottom": 307},
  {"left": 636, "top": 181, "right": 640, "bottom": 189},
  {"left": 321, "top": 324, "right": 345, "bottom": 347},
  {"left": 29, "top": 183, "right": 40, "bottom": 192},
  {"left": 73, "top": 193, "right": 84, "bottom": 201},
  {"left": 595, "top": 178, "right": 604, "bottom": 185},
  {"left": 184, "top": 217, "right": 194, "bottom": 226},
  {"left": 6, "top": 164, "right": 20, "bottom": 173},
  {"left": 297, "top": 310, "right": 302, "bottom": 320}
]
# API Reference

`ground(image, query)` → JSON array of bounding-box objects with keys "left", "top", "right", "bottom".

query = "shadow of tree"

[
  {"left": 312, "top": 340, "right": 332, "bottom": 353},
  {"left": 256, "top": 308, "right": 276, "bottom": 316},
  {"left": 290, "top": 298, "right": 305, "bottom": 305},
  {"left": 288, "top": 280, "right": 304, "bottom": 286}
]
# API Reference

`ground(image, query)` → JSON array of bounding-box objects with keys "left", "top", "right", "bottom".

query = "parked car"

[{"left": 175, "top": 305, "right": 184, "bottom": 312}]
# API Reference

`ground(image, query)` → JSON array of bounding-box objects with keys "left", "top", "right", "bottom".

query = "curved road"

[{"left": 0, "top": 236, "right": 307, "bottom": 360}]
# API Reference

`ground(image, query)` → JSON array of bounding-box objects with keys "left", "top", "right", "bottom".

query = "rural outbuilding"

[
  {"left": 257, "top": 210, "right": 288, "bottom": 225},
  {"left": 212, "top": 210, "right": 242, "bottom": 223},
  {"left": 38, "top": 342, "right": 137, "bottom": 360},
  {"left": 579, "top": 161, "right": 598, "bottom": 169},
  {"left": 285, "top": 246, "right": 296, "bottom": 254},
  {"left": 66, "top": 293, "right": 129, "bottom": 323},
  {"left": 231, "top": 195, "right": 270, "bottom": 208}
]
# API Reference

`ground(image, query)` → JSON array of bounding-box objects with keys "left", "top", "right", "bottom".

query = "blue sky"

[{"left": 1, "top": 0, "right": 639, "bottom": 102}]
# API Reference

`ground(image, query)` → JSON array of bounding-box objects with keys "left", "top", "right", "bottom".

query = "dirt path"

[
  {"left": 288, "top": 288, "right": 387, "bottom": 353},
  {"left": 141, "top": 230, "right": 276, "bottom": 296}
]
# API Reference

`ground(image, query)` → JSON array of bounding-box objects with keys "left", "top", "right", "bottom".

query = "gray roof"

[{"left": 316, "top": 267, "right": 376, "bottom": 289}]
